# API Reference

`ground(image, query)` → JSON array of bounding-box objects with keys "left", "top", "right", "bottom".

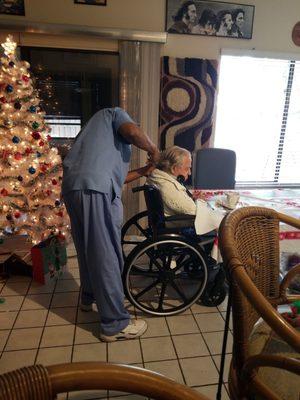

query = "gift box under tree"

[{"left": 31, "top": 235, "right": 67, "bottom": 284}]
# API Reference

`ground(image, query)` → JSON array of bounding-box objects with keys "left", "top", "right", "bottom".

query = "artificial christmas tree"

[{"left": 0, "top": 35, "right": 70, "bottom": 245}]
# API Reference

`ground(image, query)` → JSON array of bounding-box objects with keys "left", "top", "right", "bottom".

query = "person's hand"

[
  {"left": 147, "top": 148, "right": 160, "bottom": 165},
  {"left": 143, "top": 163, "right": 156, "bottom": 177}
]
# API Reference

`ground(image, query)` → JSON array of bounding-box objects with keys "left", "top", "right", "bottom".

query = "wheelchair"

[{"left": 122, "top": 184, "right": 227, "bottom": 316}]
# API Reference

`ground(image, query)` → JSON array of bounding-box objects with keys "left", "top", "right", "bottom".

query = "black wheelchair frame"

[{"left": 121, "top": 184, "right": 227, "bottom": 316}]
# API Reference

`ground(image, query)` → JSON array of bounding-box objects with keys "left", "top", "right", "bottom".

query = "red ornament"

[
  {"left": 46, "top": 190, "right": 52, "bottom": 196},
  {"left": 22, "top": 75, "right": 30, "bottom": 82},
  {"left": 0, "top": 97, "right": 7, "bottom": 103},
  {"left": 40, "top": 164, "right": 47, "bottom": 173},
  {"left": 2, "top": 150, "right": 11, "bottom": 159},
  {"left": 14, "top": 212, "right": 21, "bottom": 219},
  {"left": 1, "top": 188, "right": 8, "bottom": 196},
  {"left": 47, "top": 135, "right": 52, "bottom": 141},
  {"left": 39, "top": 140, "right": 45, "bottom": 147},
  {"left": 52, "top": 179, "right": 58, "bottom": 185},
  {"left": 25, "top": 147, "right": 33, "bottom": 155},
  {"left": 32, "top": 131, "right": 41, "bottom": 140},
  {"left": 57, "top": 211, "right": 63, "bottom": 217},
  {"left": 14, "top": 152, "right": 22, "bottom": 160}
]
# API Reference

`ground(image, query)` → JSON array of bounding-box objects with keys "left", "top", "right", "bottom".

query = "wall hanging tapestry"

[{"left": 159, "top": 56, "right": 218, "bottom": 153}]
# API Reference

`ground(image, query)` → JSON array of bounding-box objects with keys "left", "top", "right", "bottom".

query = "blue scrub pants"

[{"left": 64, "top": 189, "right": 130, "bottom": 336}]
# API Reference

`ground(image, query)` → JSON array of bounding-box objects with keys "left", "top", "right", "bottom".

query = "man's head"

[
  {"left": 174, "top": 1, "right": 197, "bottom": 24},
  {"left": 216, "top": 10, "right": 233, "bottom": 32},
  {"left": 232, "top": 8, "right": 245, "bottom": 29},
  {"left": 157, "top": 146, "right": 192, "bottom": 181},
  {"left": 198, "top": 9, "right": 217, "bottom": 34}
]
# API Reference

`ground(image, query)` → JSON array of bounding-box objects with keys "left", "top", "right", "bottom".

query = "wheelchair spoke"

[
  {"left": 173, "top": 253, "right": 197, "bottom": 273},
  {"left": 157, "top": 283, "right": 167, "bottom": 311},
  {"left": 134, "top": 279, "right": 160, "bottom": 300},
  {"left": 145, "top": 250, "right": 164, "bottom": 271},
  {"left": 134, "top": 222, "right": 150, "bottom": 238},
  {"left": 169, "top": 281, "right": 188, "bottom": 303}
]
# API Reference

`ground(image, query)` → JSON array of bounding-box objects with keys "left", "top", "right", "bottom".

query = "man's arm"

[
  {"left": 118, "top": 122, "right": 160, "bottom": 163},
  {"left": 124, "top": 164, "right": 155, "bottom": 184}
]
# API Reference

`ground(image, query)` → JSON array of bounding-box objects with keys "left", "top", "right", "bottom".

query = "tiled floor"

[{"left": 0, "top": 243, "right": 232, "bottom": 400}]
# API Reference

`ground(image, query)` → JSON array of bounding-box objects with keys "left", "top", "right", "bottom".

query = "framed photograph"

[
  {"left": 166, "top": 0, "right": 255, "bottom": 39},
  {"left": 0, "top": 0, "right": 25, "bottom": 16},
  {"left": 74, "top": 0, "right": 107, "bottom": 5}
]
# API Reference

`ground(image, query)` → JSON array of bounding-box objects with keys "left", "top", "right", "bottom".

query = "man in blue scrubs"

[{"left": 62, "top": 107, "right": 159, "bottom": 342}]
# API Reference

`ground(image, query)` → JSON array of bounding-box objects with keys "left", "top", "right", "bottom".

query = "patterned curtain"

[{"left": 159, "top": 57, "right": 218, "bottom": 153}]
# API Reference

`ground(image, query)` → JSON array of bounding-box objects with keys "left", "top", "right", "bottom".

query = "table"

[{"left": 192, "top": 188, "right": 300, "bottom": 281}]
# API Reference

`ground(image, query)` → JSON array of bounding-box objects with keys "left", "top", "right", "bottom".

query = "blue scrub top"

[{"left": 62, "top": 107, "right": 133, "bottom": 197}]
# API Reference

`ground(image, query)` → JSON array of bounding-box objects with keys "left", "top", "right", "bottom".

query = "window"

[
  {"left": 214, "top": 54, "right": 300, "bottom": 187},
  {"left": 20, "top": 47, "right": 119, "bottom": 155}
]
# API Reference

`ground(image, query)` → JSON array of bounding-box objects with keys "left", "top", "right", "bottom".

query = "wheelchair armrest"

[{"left": 165, "top": 214, "right": 195, "bottom": 222}]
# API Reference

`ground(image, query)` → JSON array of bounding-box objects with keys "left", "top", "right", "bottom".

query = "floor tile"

[
  {"left": 22, "top": 294, "right": 52, "bottom": 310},
  {"left": 191, "top": 303, "right": 219, "bottom": 314},
  {"left": 28, "top": 280, "right": 56, "bottom": 294},
  {"left": 0, "top": 295, "right": 24, "bottom": 311},
  {"left": 202, "top": 331, "right": 233, "bottom": 355},
  {"left": 0, "top": 281, "right": 30, "bottom": 296},
  {"left": 36, "top": 346, "right": 72, "bottom": 365},
  {"left": 7, "top": 276, "right": 32, "bottom": 283},
  {"left": 72, "top": 342, "right": 107, "bottom": 362},
  {"left": 141, "top": 336, "right": 176, "bottom": 362},
  {"left": 108, "top": 340, "right": 142, "bottom": 364},
  {"left": 46, "top": 307, "right": 77, "bottom": 326},
  {"left": 180, "top": 356, "right": 219, "bottom": 386},
  {"left": 0, "top": 330, "right": 10, "bottom": 352},
  {"left": 74, "top": 323, "right": 100, "bottom": 344},
  {"left": 40, "top": 325, "right": 75, "bottom": 347},
  {"left": 194, "top": 313, "right": 225, "bottom": 332},
  {"left": 212, "top": 354, "right": 232, "bottom": 383},
  {"left": 14, "top": 309, "right": 48, "bottom": 328},
  {"left": 55, "top": 279, "right": 80, "bottom": 293},
  {"left": 5, "top": 327, "right": 43, "bottom": 351},
  {"left": 61, "top": 268, "right": 80, "bottom": 280},
  {"left": 66, "top": 257, "right": 78, "bottom": 268},
  {"left": 142, "top": 317, "right": 169, "bottom": 338},
  {"left": 145, "top": 359, "right": 184, "bottom": 384},
  {"left": 195, "top": 384, "right": 229, "bottom": 400},
  {"left": 0, "top": 349, "right": 37, "bottom": 373},
  {"left": 172, "top": 333, "right": 209, "bottom": 358},
  {"left": 166, "top": 315, "right": 199, "bottom": 335},
  {"left": 217, "top": 297, "right": 228, "bottom": 312},
  {"left": 77, "top": 309, "right": 99, "bottom": 324},
  {"left": 51, "top": 292, "right": 79, "bottom": 308},
  {"left": 0, "top": 311, "right": 18, "bottom": 330}
]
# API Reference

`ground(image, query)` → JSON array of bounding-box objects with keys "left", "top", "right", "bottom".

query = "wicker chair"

[
  {"left": 0, "top": 361, "right": 208, "bottom": 400},
  {"left": 219, "top": 206, "right": 300, "bottom": 400}
]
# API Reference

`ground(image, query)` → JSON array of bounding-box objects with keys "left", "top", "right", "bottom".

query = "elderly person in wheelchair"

[{"left": 122, "top": 146, "right": 226, "bottom": 317}]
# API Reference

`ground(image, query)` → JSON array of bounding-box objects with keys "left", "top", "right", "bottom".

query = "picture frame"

[
  {"left": 74, "top": 0, "right": 107, "bottom": 5},
  {"left": 165, "top": 0, "right": 255, "bottom": 39},
  {"left": 0, "top": 0, "right": 25, "bottom": 16}
]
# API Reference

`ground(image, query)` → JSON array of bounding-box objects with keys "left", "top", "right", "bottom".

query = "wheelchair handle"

[{"left": 132, "top": 185, "right": 147, "bottom": 193}]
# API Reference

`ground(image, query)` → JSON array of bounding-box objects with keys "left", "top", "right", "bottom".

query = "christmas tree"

[{"left": 0, "top": 35, "right": 70, "bottom": 244}]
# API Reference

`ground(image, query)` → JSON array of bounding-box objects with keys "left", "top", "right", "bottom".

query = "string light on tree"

[{"left": 0, "top": 35, "right": 70, "bottom": 244}]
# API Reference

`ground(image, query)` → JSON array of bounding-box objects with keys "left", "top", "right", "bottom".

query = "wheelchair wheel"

[
  {"left": 123, "top": 237, "right": 208, "bottom": 316},
  {"left": 121, "top": 211, "right": 151, "bottom": 259}
]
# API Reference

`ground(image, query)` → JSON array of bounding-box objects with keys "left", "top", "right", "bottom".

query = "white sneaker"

[
  {"left": 100, "top": 319, "right": 148, "bottom": 342},
  {"left": 80, "top": 303, "right": 98, "bottom": 312}
]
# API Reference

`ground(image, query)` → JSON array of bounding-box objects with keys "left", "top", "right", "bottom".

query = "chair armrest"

[
  {"left": 165, "top": 214, "right": 195, "bottom": 222},
  {"left": 279, "top": 264, "right": 300, "bottom": 302},
  {"left": 233, "top": 267, "right": 300, "bottom": 352},
  {"left": 242, "top": 354, "right": 300, "bottom": 400}
]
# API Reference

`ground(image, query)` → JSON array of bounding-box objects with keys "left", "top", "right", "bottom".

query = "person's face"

[
  {"left": 185, "top": 4, "right": 197, "bottom": 23},
  {"left": 204, "top": 21, "right": 215, "bottom": 35},
  {"left": 235, "top": 12, "right": 244, "bottom": 29},
  {"left": 223, "top": 13, "right": 233, "bottom": 30},
  {"left": 172, "top": 154, "right": 192, "bottom": 181}
]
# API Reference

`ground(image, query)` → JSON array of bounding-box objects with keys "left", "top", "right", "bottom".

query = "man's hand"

[{"left": 147, "top": 148, "right": 160, "bottom": 165}]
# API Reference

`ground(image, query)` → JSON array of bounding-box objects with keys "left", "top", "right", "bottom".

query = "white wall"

[{"left": 0, "top": 0, "right": 300, "bottom": 57}]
